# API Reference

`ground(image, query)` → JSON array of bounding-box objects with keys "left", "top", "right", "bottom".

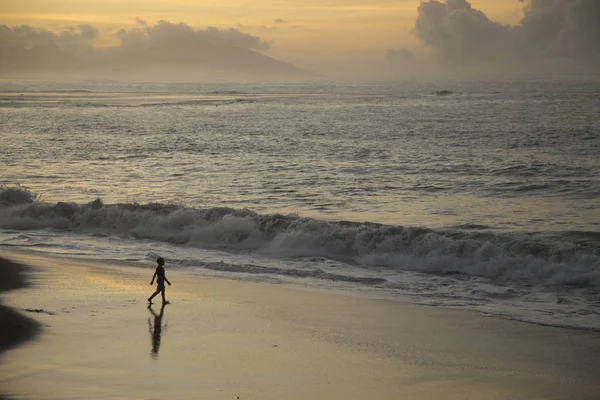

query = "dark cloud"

[
  {"left": 0, "top": 21, "right": 314, "bottom": 79},
  {"left": 517, "top": 0, "right": 600, "bottom": 59},
  {"left": 389, "top": 0, "right": 600, "bottom": 75},
  {"left": 415, "top": 0, "right": 510, "bottom": 63}
]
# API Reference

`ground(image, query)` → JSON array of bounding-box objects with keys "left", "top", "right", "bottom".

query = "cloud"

[
  {"left": 415, "top": 0, "right": 510, "bottom": 63},
  {"left": 389, "top": 0, "right": 600, "bottom": 75},
  {"left": 116, "top": 21, "right": 270, "bottom": 52},
  {"left": 0, "top": 24, "right": 98, "bottom": 51},
  {"left": 0, "top": 20, "right": 314, "bottom": 79},
  {"left": 0, "top": 24, "right": 100, "bottom": 72},
  {"left": 517, "top": 0, "right": 600, "bottom": 59},
  {"left": 275, "top": 19, "right": 288, "bottom": 24}
]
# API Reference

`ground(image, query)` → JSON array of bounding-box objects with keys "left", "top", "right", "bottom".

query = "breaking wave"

[{"left": 1, "top": 186, "right": 599, "bottom": 290}]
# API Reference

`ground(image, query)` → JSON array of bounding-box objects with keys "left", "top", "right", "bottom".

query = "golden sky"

[{"left": 0, "top": 0, "right": 524, "bottom": 75}]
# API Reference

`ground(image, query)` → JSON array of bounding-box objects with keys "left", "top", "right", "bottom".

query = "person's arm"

[
  {"left": 165, "top": 275, "right": 171, "bottom": 286},
  {"left": 150, "top": 269, "right": 157, "bottom": 285}
]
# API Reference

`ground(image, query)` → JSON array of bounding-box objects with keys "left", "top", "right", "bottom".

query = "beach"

[
  {"left": 0, "top": 248, "right": 598, "bottom": 400},
  {"left": 2, "top": 3, "right": 600, "bottom": 399}
]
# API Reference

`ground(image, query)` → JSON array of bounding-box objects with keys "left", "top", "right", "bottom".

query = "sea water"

[{"left": 1, "top": 78, "right": 599, "bottom": 330}]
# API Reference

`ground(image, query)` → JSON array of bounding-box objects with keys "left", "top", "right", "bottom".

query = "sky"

[{"left": 0, "top": 0, "right": 598, "bottom": 80}]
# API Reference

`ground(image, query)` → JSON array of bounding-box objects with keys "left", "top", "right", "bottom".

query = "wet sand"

[{"left": 0, "top": 248, "right": 599, "bottom": 400}]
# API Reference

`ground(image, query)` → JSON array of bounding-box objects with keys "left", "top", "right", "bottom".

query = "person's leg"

[
  {"left": 148, "top": 290, "right": 159, "bottom": 302},
  {"left": 161, "top": 289, "right": 166, "bottom": 303}
]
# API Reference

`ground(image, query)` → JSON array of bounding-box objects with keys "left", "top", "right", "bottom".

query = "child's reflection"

[{"left": 148, "top": 303, "right": 168, "bottom": 359}]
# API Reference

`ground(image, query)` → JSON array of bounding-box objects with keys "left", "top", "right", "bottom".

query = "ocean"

[{"left": 1, "top": 78, "right": 599, "bottom": 330}]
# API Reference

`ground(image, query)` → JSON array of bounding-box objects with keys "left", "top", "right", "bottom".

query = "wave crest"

[
  {"left": 1, "top": 196, "right": 599, "bottom": 289},
  {"left": 0, "top": 185, "right": 39, "bottom": 206}
]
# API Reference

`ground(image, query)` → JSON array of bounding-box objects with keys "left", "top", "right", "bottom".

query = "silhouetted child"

[{"left": 148, "top": 257, "right": 171, "bottom": 304}]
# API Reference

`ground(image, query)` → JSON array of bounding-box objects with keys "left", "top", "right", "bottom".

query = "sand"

[{"left": 0, "top": 248, "right": 599, "bottom": 400}]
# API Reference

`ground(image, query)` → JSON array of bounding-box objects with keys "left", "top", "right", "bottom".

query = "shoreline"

[
  {"left": 3, "top": 246, "right": 599, "bottom": 333},
  {"left": 0, "top": 248, "right": 599, "bottom": 399}
]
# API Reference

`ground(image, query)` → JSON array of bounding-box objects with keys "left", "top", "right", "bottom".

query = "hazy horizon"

[{"left": 1, "top": 0, "right": 599, "bottom": 81}]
